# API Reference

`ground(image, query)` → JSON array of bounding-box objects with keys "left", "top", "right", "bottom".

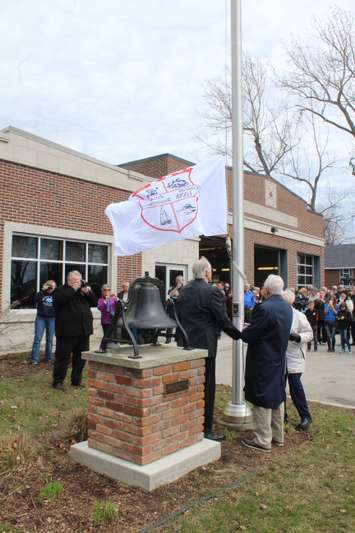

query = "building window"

[
  {"left": 340, "top": 268, "right": 352, "bottom": 286},
  {"left": 11, "top": 234, "right": 109, "bottom": 307},
  {"left": 297, "top": 254, "right": 316, "bottom": 288}
]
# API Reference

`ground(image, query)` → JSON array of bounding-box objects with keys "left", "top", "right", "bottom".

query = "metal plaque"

[{"left": 164, "top": 379, "right": 189, "bottom": 395}]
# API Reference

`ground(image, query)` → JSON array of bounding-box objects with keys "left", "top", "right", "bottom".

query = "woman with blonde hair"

[{"left": 28, "top": 280, "right": 56, "bottom": 365}]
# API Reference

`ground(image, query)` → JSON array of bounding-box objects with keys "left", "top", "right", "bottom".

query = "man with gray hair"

[
  {"left": 176, "top": 257, "right": 240, "bottom": 441},
  {"left": 235, "top": 274, "right": 293, "bottom": 452},
  {"left": 52, "top": 270, "right": 97, "bottom": 390}
]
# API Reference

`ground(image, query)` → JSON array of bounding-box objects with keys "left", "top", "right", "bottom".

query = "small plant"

[
  {"left": 39, "top": 480, "right": 64, "bottom": 501},
  {"left": 92, "top": 501, "right": 119, "bottom": 525},
  {"left": 62, "top": 408, "right": 88, "bottom": 442},
  {"left": 223, "top": 428, "right": 236, "bottom": 442},
  {"left": 0, "top": 523, "right": 11, "bottom": 533},
  {"left": 0, "top": 433, "right": 35, "bottom": 473}
]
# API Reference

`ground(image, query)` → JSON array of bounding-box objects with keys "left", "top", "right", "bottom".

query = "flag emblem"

[{"left": 131, "top": 168, "right": 199, "bottom": 233}]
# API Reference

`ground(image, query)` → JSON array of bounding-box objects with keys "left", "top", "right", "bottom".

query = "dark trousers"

[
  {"left": 340, "top": 328, "right": 351, "bottom": 350},
  {"left": 204, "top": 357, "right": 216, "bottom": 434},
  {"left": 99, "top": 324, "right": 111, "bottom": 351},
  {"left": 351, "top": 321, "right": 355, "bottom": 344},
  {"left": 307, "top": 324, "right": 318, "bottom": 351},
  {"left": 325, "top": 321, "right": 336, "bottom": 350},
  {"left": 288, "top": 373, "right": 311, "bottom": 421},
  {"left": 317, "top": 320, "right": 327, "bottom": 343},
  {"left": 53, "top": 336, "right": 89, "bottom": 385}
]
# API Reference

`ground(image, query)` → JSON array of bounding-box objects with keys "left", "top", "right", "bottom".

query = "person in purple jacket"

[{"left": 97, "top": 284, "right": 117, "bottom": 352}]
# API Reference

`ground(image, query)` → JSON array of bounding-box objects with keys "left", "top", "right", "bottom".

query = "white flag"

[{"left": 105, "top": 156, "right": 227, "bottom": 256}]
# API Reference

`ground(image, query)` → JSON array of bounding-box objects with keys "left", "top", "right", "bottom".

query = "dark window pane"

[
  {"left": 298, "top": 255, "right": 305, "bottom": 265},
  {"left": 306, "top": 266, "right": 313, "bottom": 275},
  {"left": 88, "top": 265, "right": 108, "bottom": 298},
  {"left": 40, "top": 238, "right": 63, "bottom": 260},
  {"left": 11, "top": 260, "right": 37, "bottom": 308},
  {"left": 306, "top": 256, "right": 313, "bottom": 265},
  {"left": 155, "top": 265, "right": 166, "bottom": 296},
  {"left": 299, "top": 265, "right": 305, "bottom": 274},
  {"left": 65, "top": 264, "right": 86, "bottom": 281},
  {"left": 66, "top": 241, "right": 86, "bottom": 262},
  {"left": 88, "top": 244, "right": 108, "bottom": 264},
  {"left": 12, "top": 235, "right": 38, "bottom": 258},
  {"left": 40, "top": 262, "right": 63, "bottom": 288}
]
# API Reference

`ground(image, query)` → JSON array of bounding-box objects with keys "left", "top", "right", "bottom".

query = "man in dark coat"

[
  {"left": 52, "top": 270, "right": 97, "bottom": 390},
  {"left": 236, "top": 274, "right": 293, "bottom": 452},
  {"left": 176, "top": 257, "right": 240, "bottom": 441}
]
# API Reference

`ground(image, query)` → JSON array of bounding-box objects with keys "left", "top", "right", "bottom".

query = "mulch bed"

[
  {"left": 0, "top": 361, "right": 310, "bottom": 532},
  {"left": 0, "top": 354, "right": 51, "bottom": 379}
]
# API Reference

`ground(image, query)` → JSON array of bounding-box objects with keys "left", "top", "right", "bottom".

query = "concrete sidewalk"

[{"left": 216, "top": 336, "right": 355, "bottom": 409}]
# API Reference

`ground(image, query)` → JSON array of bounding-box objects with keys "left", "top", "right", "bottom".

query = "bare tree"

[
  {"left": 281, "top": 6, "right": 355, "bottom": 138},
  {"left": 280, "top": 114, "right": 335, "bottom": 212},
  {"left": 202, "top": 56, "right": 295, "bottom": 175}
]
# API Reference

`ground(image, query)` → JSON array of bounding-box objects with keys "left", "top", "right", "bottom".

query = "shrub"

[
  {"left": 62, "top": 408, "right": 88, "bottom": 442},
  {"left": 92, "top": 501, "right": 119, "bottom": 525}
]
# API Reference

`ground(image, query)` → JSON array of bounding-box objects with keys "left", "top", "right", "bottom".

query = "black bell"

[
  {"left": 125, "top": 275, "right": 176, "bottom": 330},
  {"left": 104, "top": 273, "right": 190, "bottom": 359}
]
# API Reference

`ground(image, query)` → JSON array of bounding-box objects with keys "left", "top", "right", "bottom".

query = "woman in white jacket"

[{"left": 283, "top": 289, "right": 314, "bottom": 431}]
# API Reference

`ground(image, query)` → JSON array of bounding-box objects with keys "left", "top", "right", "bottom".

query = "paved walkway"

[{"left": 216, "top": 337, "right": 355, "bottom": 409}]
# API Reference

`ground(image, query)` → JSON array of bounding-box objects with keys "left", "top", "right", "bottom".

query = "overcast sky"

[{"left": 0, "top": 0, "right": 353, "bottom": 206}]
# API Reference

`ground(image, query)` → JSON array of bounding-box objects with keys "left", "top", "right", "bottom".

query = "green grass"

[
  {"left": 168, "top": 400, "right": 355, "bottom": 533},
  {"left": 0, "top": 369, "right": 88, "bottom": 437},
  {"left": 39, "top": 480, "right": 64, "bottom": 501},
  {"left": 92, "top": 501, "right": 119, "bottom": 525}
]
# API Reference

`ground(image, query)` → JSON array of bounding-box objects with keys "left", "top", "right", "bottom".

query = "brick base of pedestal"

[
  {"left": 83, "top": 346, "right": 211, "bottom": 467},
  {"left": 70, "top": 345, "right": 222, "bottom": 490}
]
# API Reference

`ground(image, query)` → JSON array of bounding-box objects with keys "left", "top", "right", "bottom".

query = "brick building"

[
  {"left": 325, "top": 244, "right": 355, "bottom": 287},
  {"left": 0, "top": 127, "right": 324, "bottom": 354}
]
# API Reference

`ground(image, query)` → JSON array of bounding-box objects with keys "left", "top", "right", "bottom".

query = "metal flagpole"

[{"left": 221, "top": 0, "right": 252, "bottom": 428}]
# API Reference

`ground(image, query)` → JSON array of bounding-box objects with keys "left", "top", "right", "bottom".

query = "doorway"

[
  {"left": 155, "top": 263, "right": 187, "bottom": 298},
  {"left": 254, "top": 245, "right": 287, "bottom": 288}
]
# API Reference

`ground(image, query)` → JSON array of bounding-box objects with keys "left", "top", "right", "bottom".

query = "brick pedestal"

[{"left": 70, "top": 345, "right": 221, "bottom": 490}]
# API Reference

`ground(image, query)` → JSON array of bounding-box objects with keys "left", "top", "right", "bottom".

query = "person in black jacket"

[
  {"left": 176, "top": 257, "right": 240, "bottom": 442},
  {"left": 306, "top": 300, "right": 318, "bottom": 351},
  {"left": 52, "top": 270, "right": 97, "bottom": 390},
  {"left": 28, "top": 280, "right": 56, "bottom": 365}
]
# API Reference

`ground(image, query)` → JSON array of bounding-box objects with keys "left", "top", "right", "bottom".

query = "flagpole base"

[{"left": 219, "top": 401, "right": 254, "bottom": 430}]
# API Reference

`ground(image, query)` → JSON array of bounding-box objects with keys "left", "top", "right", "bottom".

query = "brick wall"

[
  {"left": 0, "top": 159, "right": 142, "bottom": 304},
  {"left": 325, "top": 269, "right": 341, "bottom": 287},
  {"left": 87, "top": 358, "right": 205, "bottom": 465}
]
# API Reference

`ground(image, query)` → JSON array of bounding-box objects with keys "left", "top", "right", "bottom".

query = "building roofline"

[
  {"left": 118, "top": 152, "right": 194, "bottom": 168},
  {"left": 0, "top": 125, "right": 148, "bottom": 182}
]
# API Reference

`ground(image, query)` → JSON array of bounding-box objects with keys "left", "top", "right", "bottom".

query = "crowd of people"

[
  {"left": 26, "top": 264, "right": 351, "bottom": 450},
  {"left": 238, "top": 282, "right": 355, "bottom": 354}
]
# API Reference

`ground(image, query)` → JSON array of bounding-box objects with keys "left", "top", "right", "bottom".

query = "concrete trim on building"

[
  {"left": 244, "top": 200, "right": 298, "bottom": 228},
  {"left": 227, "top": 212, "right": 324, "bottom": 247},
  {"left": 0, "top": 126, "right": 150, "bottom": 193},
  {"left": 2, "top": 221, "right": 117, "bottom": 311}
]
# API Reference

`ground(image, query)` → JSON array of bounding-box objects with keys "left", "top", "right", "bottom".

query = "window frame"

[
  {"left": 10, "top": 233, "right": 110, "bottom": 307},
  {"left": 297, "top": 254, "right": 315, "bottom": 288}
]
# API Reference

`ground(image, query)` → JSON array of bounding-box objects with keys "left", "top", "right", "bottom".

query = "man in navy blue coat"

[{"left": 236, "top": 275, "right": 293, "bottom": 452}]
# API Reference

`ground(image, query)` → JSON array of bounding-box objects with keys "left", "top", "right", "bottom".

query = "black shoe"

[
  {"left": 204, "top": 431, "right": 226, "bottom": 442},
  {"left": 241, "top": 438, "right": 271, "bottom": 453},
  {"left": 295, "top": 418, "right": 312, "bottom": 431},
  {"left": 53, "top": 382, "right": 65, "bottom": 391}
]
